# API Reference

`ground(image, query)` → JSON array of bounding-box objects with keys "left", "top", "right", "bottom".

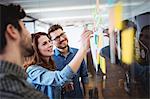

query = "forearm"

[
  {"left": 68, "top": 47, "right": 87, "bottom": 73},
  {"left": 68, "top": 29, "right": 92, "bottom": 73}
]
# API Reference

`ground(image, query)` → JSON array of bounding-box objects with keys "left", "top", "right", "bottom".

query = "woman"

[{"left": 24, "top": 31, "right": 92, "bottom": 99}]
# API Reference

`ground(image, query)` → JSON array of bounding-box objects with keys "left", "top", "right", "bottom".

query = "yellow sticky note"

[
  {"left": 114, "top": 2, "right": 123, "bottom": 30},
  {"left": 121, "top": 28, "right": 134, "bottom": 64},
  {"left": 98, "top": 32, "right": 103, "bottom": 49},
  {"left": 97, "top": 51, "right": 100, "bottom": 65},
  {"left": 100, "top": 56, "right": 106, "bottom": 74}
]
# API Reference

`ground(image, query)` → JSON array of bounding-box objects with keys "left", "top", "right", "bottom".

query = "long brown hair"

[{"left": 24, "top": 32, "right": 56, "bottom": 71}]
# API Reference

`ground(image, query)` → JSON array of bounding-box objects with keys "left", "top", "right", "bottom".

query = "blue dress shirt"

[
  {"left": 26, "top": 64, "right": 75, "bottom": 99},
  {"left": 53, "top": 47, "right": 89, "bottom": 98}
]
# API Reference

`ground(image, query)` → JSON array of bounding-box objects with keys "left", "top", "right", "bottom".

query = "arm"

[
  {"left": 26, "top": 65, "right": 74, "bottom": 86},
  {"left": 68, "top": 30, "right": 92, "bottom": 73}
]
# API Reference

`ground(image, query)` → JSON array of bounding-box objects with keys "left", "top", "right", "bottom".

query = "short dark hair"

[
  {"left": 48, "top": 24, "right": 63, "bottom": 35},
  {"left": 141, "top": 25, "right": 150, "bottom": 33},
  {"left": 122, "top": 20, "right": 137, "bottom": 31},
  {"left": 0, "top": 4, "right": 26, "bottom": 53},
  {"left": 140, "top": 25, "right": 150, "bottom": 50}
]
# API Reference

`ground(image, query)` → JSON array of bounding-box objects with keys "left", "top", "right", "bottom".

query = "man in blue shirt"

[{"left": 48, "top": 24, "right": 89, "bottom": 99}]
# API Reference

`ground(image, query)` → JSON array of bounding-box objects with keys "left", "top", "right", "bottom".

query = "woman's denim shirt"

[{"left": 26, "top": 65, "right": 74, "bottom": 99}]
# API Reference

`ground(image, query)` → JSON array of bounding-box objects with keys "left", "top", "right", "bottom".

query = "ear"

[{"left": 6, "top": 24, "right": 19, "bottom": 40}]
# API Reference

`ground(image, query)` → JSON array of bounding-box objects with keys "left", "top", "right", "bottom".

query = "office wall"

[{"left": 63, "top": 26, "right": 84, "bottom": 48}]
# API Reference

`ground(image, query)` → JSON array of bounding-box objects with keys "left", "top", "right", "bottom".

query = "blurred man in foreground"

[{"left": 0, "top": 4, "right": 48, "bottom": 98}]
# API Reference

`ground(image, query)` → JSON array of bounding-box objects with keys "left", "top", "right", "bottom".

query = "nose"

[{"left": 48, "top": 41, "right": 53, "bottom": 47}]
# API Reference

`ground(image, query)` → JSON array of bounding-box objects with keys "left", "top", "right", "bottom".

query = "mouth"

[
  {"left": 47, "top": 48, "right": 53, "bottom": 52},
  {"left": 60, "top": 39, "right": 67, "bottom": 44}
]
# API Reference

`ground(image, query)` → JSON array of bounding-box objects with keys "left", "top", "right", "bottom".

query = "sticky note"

[
  {"left": 100, "top": 56, "right": 106, "bottom": 74},
  {"left": 95, "top": 34, "right": 99, "bottom": 45},
  {"left": 121, "top": 28, "right": 134, "bottom": 64},
  {"left": 97, "top": 52, "right": 100, "bottom": 65},
  {"left": 114, "top": 2, "right": 123, "bottom": 30},
  {"left": 98, "top": 32, "right": 103, "bottom": 48},
  {"left": 107, "top": 0, "right": 115, "bottom": 5}
]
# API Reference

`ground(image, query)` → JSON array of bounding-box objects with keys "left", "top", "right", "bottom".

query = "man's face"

[
  {"left": 19, "top": 21, "right": 34, "bottom": 57},
  {"left": 50, "top": 29, "right": 68, "bottom": 49}
]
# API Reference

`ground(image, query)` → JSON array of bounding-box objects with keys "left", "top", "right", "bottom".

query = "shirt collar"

[
  {"left": 54, "top": 46, "right": 73, "bottom": 56},
  {"left": 0, "top": 60, "right": 27, "bottom": 79}
]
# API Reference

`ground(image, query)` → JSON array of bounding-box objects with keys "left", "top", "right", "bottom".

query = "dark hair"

[
  {"left": 48, "top": 24, "right": 63, "bottom": 35},
  {"left": 120, "top": 20, "right": 137, "bottom": 38},
  {"left": 0, "top": 4, "right": 26, "bottom": 53},
  {"left": 139, "top": 25, "right": 150, "bottom": 50},
  {"left": 122, "top": 20, "right": 137, "bottom": 31},
  {"left": 24, "top": 32, "right": 56, "bottom": 71},
  {"left": 141, "top": 25, "right": 150, "bottom": 34},
  {"left": 103, "top": 28, "right": 109, "bottom": 33}
]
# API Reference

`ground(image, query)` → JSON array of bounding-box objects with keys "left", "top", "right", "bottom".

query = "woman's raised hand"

[{"left": 80, "top": 29, "right": 93, "bottom": 50}]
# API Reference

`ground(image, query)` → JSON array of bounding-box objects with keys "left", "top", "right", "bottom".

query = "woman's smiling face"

[{"left": 38, "top": 35, "right": 54, "bottom": 57}]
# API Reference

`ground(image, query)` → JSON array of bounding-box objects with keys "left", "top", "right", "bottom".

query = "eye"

[
  {"left": 23, "top": 23, "right": 26, "bottom": 28},
  {"left": 54, "top": 36, "right": 59, "bottom": 40},
  {"left": 61, "top": 33, "right": 65, "bottom": 36},
  {"left": 42, "top": 41, "right": 47, "bottom": 45}
]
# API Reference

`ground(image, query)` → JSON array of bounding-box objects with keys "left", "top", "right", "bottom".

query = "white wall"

[
  {"left": 25, "top": 22, "right": 35, "bottom": 34},
  {"left": 63, "top": 26, "right": 84, "bottom": 49},
  {"left": 25, "top": 21, "right": 50, "bottom": 34},
  {"left": 25, "top": 22, "right": 109, "bottom": 49}
]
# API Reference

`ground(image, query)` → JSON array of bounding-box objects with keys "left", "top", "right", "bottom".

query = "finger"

[
  {"left": 78, "top": 30, "right": 93, "bottom": 42},
  {"left": 79, "top": 33, "right": 91, "bottom": 43},
  {"left": 82, "top": 30, "right": 93, "bottom": 38},
  {"left": 82, "top": 31, "right": 93, "bottom": 40}
]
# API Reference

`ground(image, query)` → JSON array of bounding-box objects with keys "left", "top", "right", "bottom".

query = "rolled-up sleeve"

[{"left": 26, "top": 65, "right": 75, "bottom": 86}]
